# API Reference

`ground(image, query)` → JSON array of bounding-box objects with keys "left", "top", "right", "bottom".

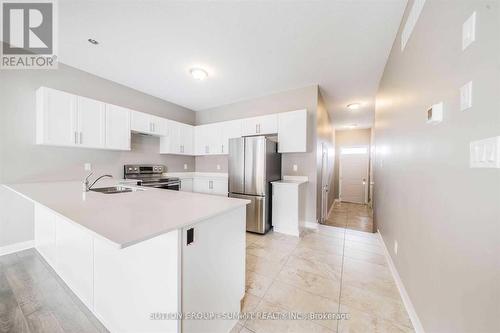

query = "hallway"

[
  {"left": 241, "top": 225, "right": 413, "bottom": 333},
  {"left": 323, "top": 202, "right": 374, "bottom": 233}
]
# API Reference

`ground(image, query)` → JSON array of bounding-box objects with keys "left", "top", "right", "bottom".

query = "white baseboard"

[
  {"left": 377, "top": 231, "right": 425, "bottom": 333},
  {"left": 0, "top": 240, "right": 34, "bottom": 256},
  {"left": 303, "top": 221, "right": 318, "bottom": 229}
]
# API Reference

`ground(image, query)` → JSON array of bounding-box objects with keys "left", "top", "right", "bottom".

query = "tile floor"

[
  {"left": 236, "top": 224, "right": 414, "bottom": 333},
  {"left": 323, "top": 202, "right": 374, "bottom": 233},
  {"left": 0, "top": 218, "right": 412, "bottom": 333}
]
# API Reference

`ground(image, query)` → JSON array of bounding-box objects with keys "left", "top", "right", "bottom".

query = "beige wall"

[
  {"left": 374, "top": 1, "right": 500, "bottom": 332},
  {"left": 333, "top": 128, "right": 371, "bottom": 200},
  {"left": 195, "top": 85, "right": 321, "bottom": 223},
  {"left": 0, "top": 63, "right": 196, "bottom": 247}
]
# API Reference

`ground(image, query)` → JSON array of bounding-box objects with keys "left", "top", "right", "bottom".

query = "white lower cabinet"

[
  {"left": 180, "top": 178, "right": 193, "bottom": 192},
  {"left": 34, "top": 203, "right": 57, "bottom": 267},
  {"left": 192, "top": 177, "right": 227, "bottom": 196},
  {"left": 93, "top": 231, "right": 179, "bottom": 333},
  {"left": 55, "top": 217, "right": 94, "bottom": 309}
]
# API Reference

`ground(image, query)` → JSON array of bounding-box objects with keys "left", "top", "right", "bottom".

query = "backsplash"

[{"left": 195, "top": 155, "right": 229, "bottom": 173}]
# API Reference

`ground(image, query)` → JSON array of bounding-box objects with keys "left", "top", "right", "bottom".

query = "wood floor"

[
  {"left": 0, "top": 249, "right": 107, "bottom": 333},
  {"left": 323, "top": 202, "right": 374, "bottom": 233}
]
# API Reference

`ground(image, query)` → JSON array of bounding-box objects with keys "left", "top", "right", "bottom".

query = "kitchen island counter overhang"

[{"left": 4, "top": 181, "right": 250, "bottom": 333}]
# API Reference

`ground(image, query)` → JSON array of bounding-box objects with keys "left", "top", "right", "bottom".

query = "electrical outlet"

[
  {"left": 84, "top": 163, "right": 92, "bottom": 171},
  {"left": 460, "top": 81, "right": 473, "bottom": 111},
  {"left": 216, "top": 164, "right": 221, "bottom": 170},
  {"left": 183, "top": 164, "right": 188, "bottom": 170},
  {"left": 293, "top": 164, "right": 298, "bottom": 172},
  {"left": 394, "top": 240, "right": 398, "bottom": 255},
  {"left": 462, "top": 12, "right": 476, "bottom": 50}
]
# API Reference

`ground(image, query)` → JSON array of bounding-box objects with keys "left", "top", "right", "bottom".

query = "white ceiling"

[{"left": 59, "top": 0, "right": 407, "bottom": 128}]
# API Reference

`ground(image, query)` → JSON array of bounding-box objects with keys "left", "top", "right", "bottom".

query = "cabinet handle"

[
  {"left": 205, "top": 145, "right": 209, "bottom": 154},
  {"left": 255, "top": 124, "right": 258, "bottom": 133},
  {"left": 152, "top": 123, "right": 155, "bottom": 132},
  {"left": 79, "top": 132, "right": 83, "bottom": 144},
  {"left": 209, "top": 180, "right": 213, "bottom": 190},
  {"left": 74, "top": 131, "right": 78, "bottom": 144},
  {"left": 221, "top": 144, "right": 224, "bottom": 153}
]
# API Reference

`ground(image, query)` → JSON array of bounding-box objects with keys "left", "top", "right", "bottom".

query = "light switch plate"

[
  {"left": 470, "top": 136, "right": 500, "bottom": 168},
  {"left": 293, "top": 164, "right": 298, "bottom": 172},
  {"left": 394, "top": 240, "right": 398, "bottom": 255},
  {"left": 183, "top": 164, "right": 188, "bottom": 170},
  {"left": 460, "top": 81, "right": 473, "bottom": 111},
  {"left": 216, "top": 164, "right": 221, "bottom": 170},
  {"left": 462, "top": 12, "right": 476, "bottom": 50},
  {"left": 84, "top": 163, "right": 92, "bottom": 171}
]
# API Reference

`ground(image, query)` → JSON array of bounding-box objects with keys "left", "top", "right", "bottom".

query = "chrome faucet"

[{"left": 83, "top": 172, "right": 113, "bottom": 192}]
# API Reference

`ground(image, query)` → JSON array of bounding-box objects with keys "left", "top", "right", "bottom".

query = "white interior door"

[{"left": 339, "top": 146, "right": 369, "bottom": 204}]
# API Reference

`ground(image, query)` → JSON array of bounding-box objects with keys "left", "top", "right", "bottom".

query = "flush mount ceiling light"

[
  {"left": 345, "top": 124, "right": 358, "bottom": 129},
  {"left": 347, "top": 103, "right": 361, "bottom": 110},
  {"left": 189, "top": 68, "right": 208, "bottom": 81},
  {"left": 88, "top": 38, "right": 99, "bottom": 45}
]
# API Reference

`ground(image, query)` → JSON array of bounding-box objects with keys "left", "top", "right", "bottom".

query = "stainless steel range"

[{"left": 124, "top": 164, "right": 180, "bottom": 191}]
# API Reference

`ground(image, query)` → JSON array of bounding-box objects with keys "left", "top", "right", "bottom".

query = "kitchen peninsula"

[{"left": 5, "top": 181, "right": 249, "bottom": 333}]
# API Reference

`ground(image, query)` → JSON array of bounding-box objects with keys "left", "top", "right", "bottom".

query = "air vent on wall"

[{"left": 401, "top": 0, "right": 426, "bottom": 51}]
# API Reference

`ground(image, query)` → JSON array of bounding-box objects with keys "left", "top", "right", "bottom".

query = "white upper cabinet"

[
  {"left": 195, "top": 123, "right": 223, "bottom": 155},
  {"left": 131, "top": 111, "right": 166, "bottom": 136},
  {"left": 36, "top": 87, "right": 133, "bottom": 150},
  {"left": 160, "top": 120, "right": 194, "bottom": 155},
  {"left": 241, "top": 114, "right": 278, "bottom": 136},
  {"left": 36, "top": 87, "right": 77, "bottom": 146},
  {"left": 77, "top": 96, "right": 105, "bottom": 149},
  {"left": 105, "top": 104, "right": 131, "bottom": 150},
  {"left": 278, "top": 109, "right": 308, "bottom": 153},
  {"left": 220, "top": 120, "right": 242, "bottom": 154}
]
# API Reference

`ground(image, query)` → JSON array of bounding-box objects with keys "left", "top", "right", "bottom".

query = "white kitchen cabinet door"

[
  {"left": 180, "top": 123, "right": 194, "bottom": 155},
  {"left": 94, "top": 231, "right": 179, "bottom": 333},
  {"left": 180, "top": 178, "right": 193, "bottom": 192},
  {"left": 131, "top": 110, "right": 152, "bottom": 134},
  {"left": 34, "top": 204, "right": 57, "bottom": 267},
  {"left": 278, "top": 109, "right": 307, "bottom": 153},
  {"left": 150, "top": 115, "right": 167, "bottom": 136},
  {"left": 220, "top": 120, "right": 242, "bottom": 154},
  {"left": 36, "top": 87, "right": 78, "bottom": 146},
  {"left": 105, "top": 104, "right": 131, "bottom": 150},
  {"left": 195, "top": 123, "right": 221, "bottom": 155},
  {"left": 242, "top": 114, "right": 278, "bottom": 136},
  {"left": 163, "top": 120, "right": 181, "bottom": 154},
  {"left": 77, "top": 96, "right": 105, "bottom": 148},
  {"left": 182, "top": 207, "right": 245, "bottom": 333},
  {"left": 193, "top": 178, "right": 209, "bottom": 193},
  {"left": 211, "top": 179, "right": 228, "bottom": 196},
  {"left": 55, "top": 216, "right": 94, "bottom": 309}
]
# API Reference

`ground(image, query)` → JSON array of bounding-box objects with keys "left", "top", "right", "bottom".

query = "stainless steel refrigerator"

[{"left": 228, "top": 136, "right": 281, "bottom": 234}]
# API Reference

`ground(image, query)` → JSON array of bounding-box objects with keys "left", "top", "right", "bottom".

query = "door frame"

[
  {"left": 339, "top": 145, "right": 369, "bottom": 204},
  {"left": 319, "top": 142, "right": 329, "bottom": 223}
]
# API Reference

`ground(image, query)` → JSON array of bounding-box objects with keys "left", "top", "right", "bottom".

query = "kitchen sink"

[{"left": 90, "top": 186, "right": 138, "bottom": 194}]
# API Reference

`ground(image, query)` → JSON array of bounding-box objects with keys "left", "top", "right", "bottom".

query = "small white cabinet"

[
  {"left": 220, "top": 120, "right": 242, "bottom": 154},
  {"left": 36, "top": 87, "right": 77, "bottom": 147},
  {"left": 278, "top": 109, "right": 307, "bottom": 153},
  {"left": 131, "top": 111, "right": 166, "bottom": 136},
  {"left": 105, "top": 104, "right": 131, "bottom": 150},
  {"left": 193, "top": 177, "right": 228, "bottom": 196},
  {"left": 34, "top": 203, "right": 57, "bottom": 267},
  {"left": 180, "top": 178, "right": 193, "bottom": 192},
  {"left": 242, "top": 114, "right": 278, "bottom": 136},
  {"left": 77, "top": 96, "right": 105, "bottom": 149},
  {"left": 160, "top": 120, "right": 194, "bottom": 155}
]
